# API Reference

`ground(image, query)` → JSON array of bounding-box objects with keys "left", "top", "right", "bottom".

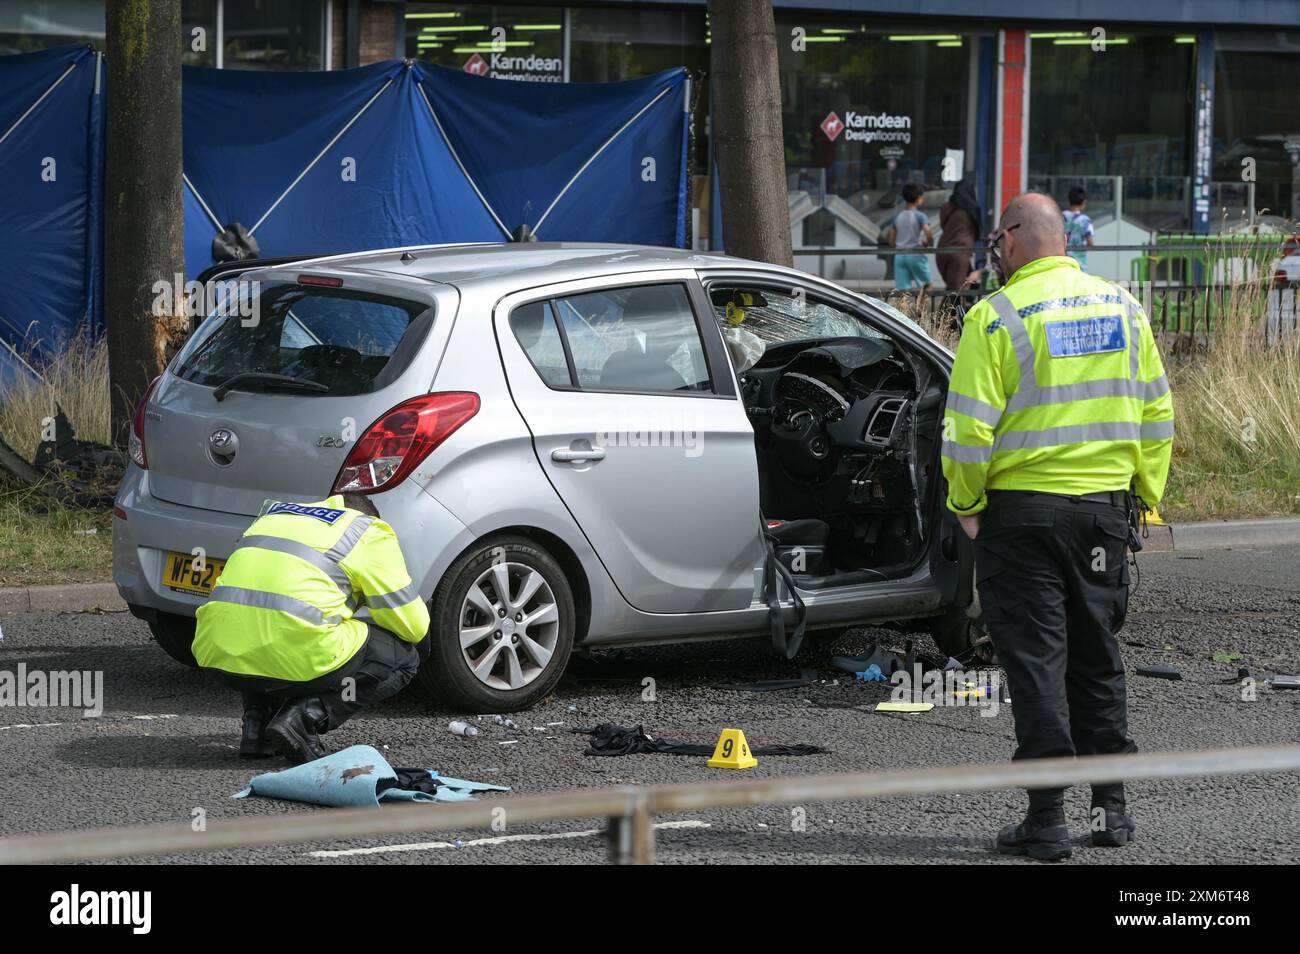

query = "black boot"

[
  {"left": 996, "top": 808, "right": 1072, "bottom": 861},
  {"left": 265, "top": 698, "right": 330, "bottom": 765},
  {"left": 1090, "top": 805, "right": 1136, "bottom": 847},
  {"left": 239, "top": 705, "right": 276, "bottom": 758}
]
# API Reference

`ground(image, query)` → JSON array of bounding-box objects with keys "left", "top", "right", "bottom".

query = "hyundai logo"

[{"left": 208, "top": 427, "right": 238, "bottom": 464}]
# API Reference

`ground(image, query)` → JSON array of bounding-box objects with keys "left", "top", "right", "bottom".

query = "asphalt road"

[{"left": 2, "top": 544, "right": 1298, "bottom": 865}]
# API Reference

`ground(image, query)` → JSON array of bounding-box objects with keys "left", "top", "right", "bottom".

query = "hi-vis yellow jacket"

[
  {"left": 194, "top": 496, "right": 430, "bottom": 682},
  {"left": 941, "top": 256, "right": 1174, "bottom": 516}
]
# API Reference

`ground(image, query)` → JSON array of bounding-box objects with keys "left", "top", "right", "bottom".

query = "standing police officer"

[
  {"left": 941, "top": 193, "right": 1174, "bottom": 861},
  {"left": 194, "top": 492, "right": 430, "bottom": 764}
]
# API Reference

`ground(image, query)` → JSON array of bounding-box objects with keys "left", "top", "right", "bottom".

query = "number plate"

[{"left": 161, "top": 551, "right": 226, "bottom": 596}]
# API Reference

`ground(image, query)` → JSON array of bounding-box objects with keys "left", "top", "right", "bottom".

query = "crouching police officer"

[
  {"left": 941, "top": 193, "right": 1174, "bottom": 861},
  {"left": 194, "top": 493, "right": 430, "bottom": 764}
]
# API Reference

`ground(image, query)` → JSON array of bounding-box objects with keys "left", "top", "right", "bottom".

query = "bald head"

[{"left": 998, "top": 192, "right": 1067, "bottom": 275}]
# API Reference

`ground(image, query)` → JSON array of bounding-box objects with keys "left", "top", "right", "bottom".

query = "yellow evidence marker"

[{"left": 708, "top": 728, "right": 759, "bottom": 769}]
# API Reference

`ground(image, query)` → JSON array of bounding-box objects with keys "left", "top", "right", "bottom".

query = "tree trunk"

[
  {"left": 105, "top": 0, "right": 186, "bottom": 446},
  {"left": 707, "top": 0, "right": 792, "bottom": 268}
]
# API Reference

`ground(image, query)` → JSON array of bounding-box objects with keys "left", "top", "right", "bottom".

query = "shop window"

[
  {"left": 405, "top": 3, "right": 563, "bottom": 82},
  {"left": 1029, "top": 32, "right": 1194, "bottom": 231},
  {"left": 0, "top": 0, "right": 103, "bottom": 55},
  {"left": 775, "top": 19, "right": 977, "bottom": 237},
  {"left": 569, "top": 8, "right": 707, "bottom": 84},
  {"left": 1214, "top": 39, "right": 1300, "bottom": 222},
  {"left": 224, "top": 0, "right": 325, "bottom": 71}
]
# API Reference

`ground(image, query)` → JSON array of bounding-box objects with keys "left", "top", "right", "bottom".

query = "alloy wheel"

[{"left": 458, "top": 561, "right": 561, "bottom": 691}]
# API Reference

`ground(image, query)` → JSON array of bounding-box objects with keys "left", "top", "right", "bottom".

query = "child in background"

[
  {"left": 1064, "top": 186, "right": 1095, "bottom": 271},
  {"left": 889, "top": 182, "right": 933, "bottom": 291}
]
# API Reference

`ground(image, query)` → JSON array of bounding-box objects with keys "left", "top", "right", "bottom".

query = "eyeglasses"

[{"left": 987, "top": 222, "right": 1021, "bottom": 252}]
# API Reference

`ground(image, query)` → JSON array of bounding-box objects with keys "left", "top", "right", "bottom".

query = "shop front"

[{"left": 5, "top": 0, "right": 1298, "bottom": 282}]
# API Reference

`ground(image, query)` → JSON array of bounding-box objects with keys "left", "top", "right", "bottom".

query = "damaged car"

[{"left": 113, "top": 243, "right": 985, "bottom": 711}]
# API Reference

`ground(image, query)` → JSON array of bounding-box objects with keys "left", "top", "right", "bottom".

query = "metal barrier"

[
  {"left": 838, "top": 268, "right": 1300, "bottom": 349},
  {"left": 2, "top": 743, "right": 1298, "bottom": 865}
]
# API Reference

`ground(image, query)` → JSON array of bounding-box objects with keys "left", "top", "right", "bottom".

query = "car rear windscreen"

[{"left": 174, "top": 282, "right": 431, "bottom": 396}]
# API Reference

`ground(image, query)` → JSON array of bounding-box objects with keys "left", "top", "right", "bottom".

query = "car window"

[
  {"left": 551, "top": 283, "right": 711, "bottom": 393},
  {"left": 174, "top": 282, "right": 429, "bottom": 396},
  {"left": 509, "top": 300, "right": 573, "bottom": 388},
  {"left": 282, "top": 295, "right": 413, "bottom": 355},
  {"left": 710, "top": 286, "right": 886, "bottom": 345}
]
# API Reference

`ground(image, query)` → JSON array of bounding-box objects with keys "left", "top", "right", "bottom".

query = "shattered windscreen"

[{"left": 711, "top": 287, "right": 888, "bottom": 345}]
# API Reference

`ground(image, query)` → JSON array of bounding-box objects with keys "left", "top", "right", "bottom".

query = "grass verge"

[
  {"left": 0, "top": 476, "right": 113, "bottom": 587},
  {"left": 0, "top": 336, "right": 114, "bottom": 587},
  {"left": 1159, "top": 279, "right": 1300, "bottom": 521}
]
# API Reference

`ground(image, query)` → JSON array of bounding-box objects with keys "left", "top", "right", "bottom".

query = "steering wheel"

[{"left": 771, "top": 372, "right": 847, "bottom": 477}]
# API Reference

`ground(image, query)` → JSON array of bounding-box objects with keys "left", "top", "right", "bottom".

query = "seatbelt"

[{"left": 763, "top": 528, "right": 808, "bottom": 660}]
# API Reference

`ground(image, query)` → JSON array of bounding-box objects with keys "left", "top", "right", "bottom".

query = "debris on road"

[
  {"left": 1136, "top": 664, "right": 1183, "bottom": 680},
  {"left": 448, "top": 720, "right": 478, "bottom": 738},
  {"left": 831, "top": 643, "right": 906, "bottom": 676},
  {"left": 714, "top": 670, "right": 817, "bottom": 692},
  {"left": 573, "top": 723, "right": 826, "bottom": 757},
  {"left": 875, "top": 701, "right": 934, "bottom": 713},
  {"left": 233, "top": 744, "right": 509, "bottom": 807},
  {"left": 1268, "top": 675, "right": 1300, "bottom": 690}
]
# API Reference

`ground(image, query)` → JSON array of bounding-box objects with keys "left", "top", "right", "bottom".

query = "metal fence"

[
  {"left": 809, "top": 244, "right": 1300, "bottom": 349},
  {"left": 884, "top": 282, "right": 1300, "bottom": 342},
  {"left": 2, "top": 743, "right": 1298, "bottom": 864}
]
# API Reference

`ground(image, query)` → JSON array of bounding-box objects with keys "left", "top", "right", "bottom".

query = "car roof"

[{"left": 278, "top": 242, "right": 779, "bottom": 290}]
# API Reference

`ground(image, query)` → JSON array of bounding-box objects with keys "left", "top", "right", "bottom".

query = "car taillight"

[
  {"left": 128, "top": 376, "right": 161, "bottom": 469},
  {"left": 332, "top": 392, "right": 480, "bottom": 494}
]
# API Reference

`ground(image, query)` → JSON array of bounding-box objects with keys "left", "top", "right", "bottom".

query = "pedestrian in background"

[
  {"left": 937, "top": 177, "right": 982, "bottom": 290},
  {"left": 1064, "top": 186, "right": 1095, "bottom": 271},
  {"left": 885, "top": 182, "right": 933, "bottom": 292},
  {"left": 941, "top": 192, "right": 1174, "bottom": 861}
]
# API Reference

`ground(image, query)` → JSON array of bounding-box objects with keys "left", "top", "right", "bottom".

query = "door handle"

[{"left": 551, "top": 446, "right": 606, "bottom": 463}]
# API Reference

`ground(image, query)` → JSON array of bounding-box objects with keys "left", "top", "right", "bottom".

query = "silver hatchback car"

[{"left": 114, "top": 243, "right": 983, "bottom": 712}]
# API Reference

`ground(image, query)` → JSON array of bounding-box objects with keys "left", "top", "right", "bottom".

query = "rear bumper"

[
  {"left": 113, "top": 467, "right": 472, "bottom": 619},
  {"left": 114, "top": 469, "right": 250, "bottom": 618}
]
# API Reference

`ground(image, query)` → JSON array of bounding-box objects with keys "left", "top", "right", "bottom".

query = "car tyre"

[
  {"left": 420, "top": 535, "right": 575, "bottom": 713},
  {"left": 148, "top": 612, "right": 199, "bottom": 668},
  {"left": 929, "top": 605, "right": 995, "bottom": 663}
]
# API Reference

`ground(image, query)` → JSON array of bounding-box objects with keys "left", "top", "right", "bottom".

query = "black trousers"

[
  {"left": 220, "top": 625, "right": 420, "bottom": 731},
  {"left": 975, "top": 490, "right": 1137, "bottom": 812}
]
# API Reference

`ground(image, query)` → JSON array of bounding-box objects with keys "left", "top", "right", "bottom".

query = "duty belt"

[{"left": 988, "top": 489, "right": 1128, "bottom": 507}]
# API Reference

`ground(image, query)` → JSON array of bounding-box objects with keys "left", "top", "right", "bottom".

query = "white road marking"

[
  {"left": 308, "top": 819, "right": 711, "bottom": 858},
  {"left": 0, "top": 722, "right": 62, "bottom": 731}
]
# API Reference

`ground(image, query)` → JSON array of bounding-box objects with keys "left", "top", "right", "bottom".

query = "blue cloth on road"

[
  {"left": 232, "top": 744, "right": 509, "bottom": 806},
  {"left": 855, "top": 664, "right": 886, "bottom": 683}
]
